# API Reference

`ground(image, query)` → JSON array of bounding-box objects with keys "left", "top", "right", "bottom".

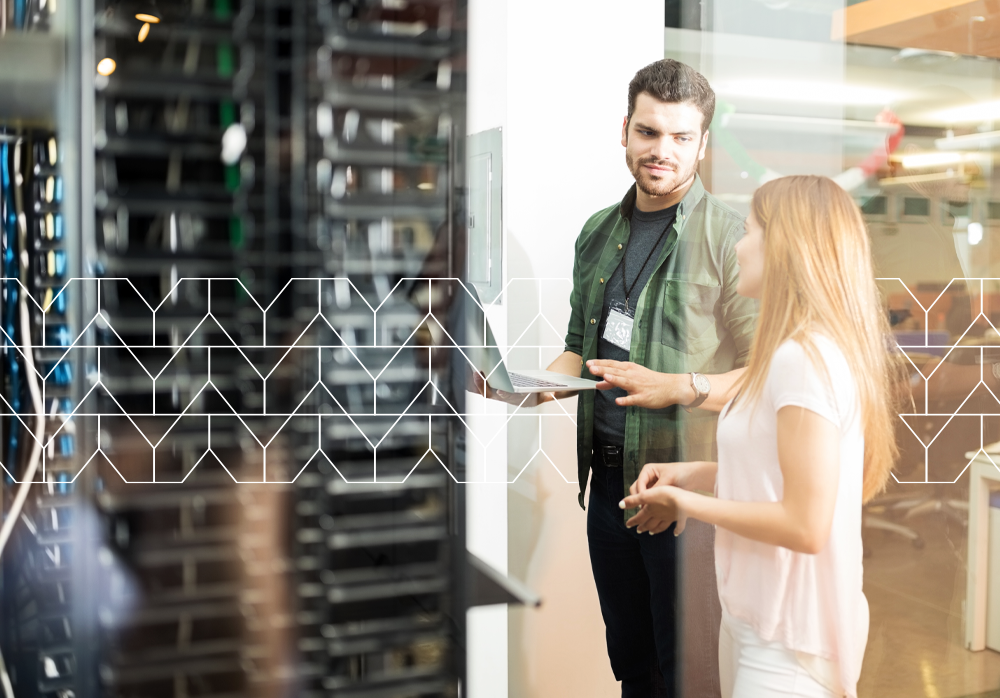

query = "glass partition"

[{"left": 669, "top": 1, "right": 1000, "bottom": 695}]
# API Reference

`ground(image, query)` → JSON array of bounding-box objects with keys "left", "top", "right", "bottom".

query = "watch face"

[{"left": 693, "top": 373, "right": 711, "bottom": 395}]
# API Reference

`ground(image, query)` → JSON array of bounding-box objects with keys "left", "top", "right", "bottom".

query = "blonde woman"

[{"left": 620, "top": 175, "right": 897, "bottom": 698}]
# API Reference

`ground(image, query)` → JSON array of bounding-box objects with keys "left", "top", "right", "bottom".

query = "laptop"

[{"left": 466, "top": 287, "right": 600, "bottom": 394}]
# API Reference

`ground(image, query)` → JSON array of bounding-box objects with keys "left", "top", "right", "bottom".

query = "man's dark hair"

[{"left": 627, "top": 59, "right": 715, "bottom": 134}]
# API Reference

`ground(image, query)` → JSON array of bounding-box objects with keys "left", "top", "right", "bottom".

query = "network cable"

[
  {"left": 0, "top": 285, "right": 45, "bottom": 556},
  {"left": 1, "top": 141, "right": 21, "bottom": 481},
  {"left": 0, "top": 135, "right": 47, "bottom": 698}
]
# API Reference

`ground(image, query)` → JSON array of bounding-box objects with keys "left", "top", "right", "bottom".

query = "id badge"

[{"left": 603, "top": 300, "right": 634, "bottom": 352}]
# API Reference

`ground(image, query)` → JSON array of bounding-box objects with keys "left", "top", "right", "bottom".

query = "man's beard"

[{"left": 626, "top": 152, "right": 696, "bottom": 198}]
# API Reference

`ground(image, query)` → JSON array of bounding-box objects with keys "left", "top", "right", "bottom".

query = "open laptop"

[{"left": 466, "top": 286, "right": 599, "bottom": 394}]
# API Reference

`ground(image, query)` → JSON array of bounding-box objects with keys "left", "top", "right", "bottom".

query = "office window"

[{"left": 902, "top": 197, "right": 930, "bottom": 218}]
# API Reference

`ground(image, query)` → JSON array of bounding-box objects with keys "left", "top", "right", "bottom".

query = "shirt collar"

[{"left": 618, "top": 172, "right": 706, "bottom": 222}]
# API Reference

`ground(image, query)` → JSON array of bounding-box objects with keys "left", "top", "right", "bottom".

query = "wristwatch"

[{"left": 684, "top": 372, "right": 711, "bottom": 412}]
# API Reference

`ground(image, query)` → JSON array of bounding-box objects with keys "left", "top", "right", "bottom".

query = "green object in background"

[
  {"left": 229, "top": 216, "right": 244, "bottom": 249},
  {"left": 217, "top": 42, "right": 235, "bottom": 78},
  {"left": 217, "top": 0, "right": 240, "bottom": 293},
  {"left": 219, "top": 100, "right": 239, "bottom": 190},
  {"left": 219, "top": 100, "right": 236, "bottom": 127},
  {"left": 224, "top": 164, "right": 240, "bottom": 192},
  {"left": 214, "top": 0, "right": 233, "bottom": 19}
]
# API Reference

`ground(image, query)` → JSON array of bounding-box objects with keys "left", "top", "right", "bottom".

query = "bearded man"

[{"left": 482, "top": 59, "right": 757, "bottom": 697}]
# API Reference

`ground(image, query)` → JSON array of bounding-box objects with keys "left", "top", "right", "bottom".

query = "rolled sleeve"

[
  {"left": 719, "top": 220, "right": 758, "bottom": 367},
  {"left": 564, "top": 233, "right": 586, "bottom": 356}
]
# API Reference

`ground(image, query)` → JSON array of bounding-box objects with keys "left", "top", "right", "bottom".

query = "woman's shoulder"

[
  {"left": 772, "top": 333, "right": 849, "bottom": 371},
  {"left": 768, "top": 334, "right": 856, "bottom": 411},
  {"left": 767, "top": 335, "right": 855, "bottom": 397}
]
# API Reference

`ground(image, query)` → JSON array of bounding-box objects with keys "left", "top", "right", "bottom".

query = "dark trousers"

[{"left": 588, "top": 458, "right": 677, "bottom": 698}]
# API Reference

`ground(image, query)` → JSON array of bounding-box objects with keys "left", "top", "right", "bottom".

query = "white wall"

[
  {"left": 465, "top": 1, "right": 511, "bottom": 696},
  {"left": 465, "top": 2, "right": 665, "bottom": 696}
]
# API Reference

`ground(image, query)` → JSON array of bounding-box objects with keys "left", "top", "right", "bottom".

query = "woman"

[{"left": 619, "top": 175, "right": 897, "bottom": 698}]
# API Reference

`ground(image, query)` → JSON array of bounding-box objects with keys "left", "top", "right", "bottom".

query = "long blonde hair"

[{"left": 738, "top": 175, "right": 897, "bottom": 503}]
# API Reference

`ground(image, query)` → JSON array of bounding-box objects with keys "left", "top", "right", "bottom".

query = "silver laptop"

[{"left": 466, "top": 287, "right": 599, "bottom": 394}]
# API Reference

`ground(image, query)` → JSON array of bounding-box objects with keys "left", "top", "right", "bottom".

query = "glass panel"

[{"left": 667, "top": 2, "right": 1000, "bottom": 696}]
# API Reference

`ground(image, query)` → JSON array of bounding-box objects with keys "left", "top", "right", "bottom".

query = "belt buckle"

[{"left": 601, "top": 445, "right": 622, "bottom": 468}]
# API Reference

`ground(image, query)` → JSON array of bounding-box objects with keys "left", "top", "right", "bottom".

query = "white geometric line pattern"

[
  {"left": 6, "top": 276, "right": 978, "bottom": 486},
  {"left": 881, "top": 277, "right": 1000, "bottom": 484},
  {"left": 0, "top": 277, "right": 576, "bottom": 484}
]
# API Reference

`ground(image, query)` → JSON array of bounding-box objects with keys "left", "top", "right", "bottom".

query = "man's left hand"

[{"left": 586, "top": 359, "right": 688, "bottom": 409}]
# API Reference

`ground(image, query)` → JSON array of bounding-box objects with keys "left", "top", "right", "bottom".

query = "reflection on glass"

[{"left": 666, "top": 2, "right": 1000, "bottom": 695}]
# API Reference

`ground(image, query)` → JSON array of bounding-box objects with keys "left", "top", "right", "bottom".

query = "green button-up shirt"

[{"left": 565, "top": 174, "right": 758, "bottom": 517}]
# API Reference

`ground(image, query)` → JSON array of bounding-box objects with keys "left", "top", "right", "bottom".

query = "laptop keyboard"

[{"left": 508, "top": 373, "right": 567, "bottom": 389}]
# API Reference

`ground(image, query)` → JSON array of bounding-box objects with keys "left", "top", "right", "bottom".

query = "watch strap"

[{"left": 684, "top": 372, "right": 709, "bottom": 412}]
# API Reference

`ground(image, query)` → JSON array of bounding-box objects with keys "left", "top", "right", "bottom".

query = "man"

[{"left": 479, "top": 59, "right": 755, "bottom": 696}]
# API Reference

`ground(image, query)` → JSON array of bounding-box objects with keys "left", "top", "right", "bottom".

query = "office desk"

[{"left": 965, "top": 451, "right": 1000, "bottom": 651}]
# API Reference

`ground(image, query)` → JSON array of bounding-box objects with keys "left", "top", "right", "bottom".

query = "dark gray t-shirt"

[{"left": 594, "top": 204, "right": 678, "bottom": 446}]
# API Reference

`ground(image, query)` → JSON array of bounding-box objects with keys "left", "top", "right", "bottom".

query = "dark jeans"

[{"left": 588, "top": 457, "right": 677, "bottom": 698}]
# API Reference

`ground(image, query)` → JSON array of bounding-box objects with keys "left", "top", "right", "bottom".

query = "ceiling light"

[
  {"left": 135, "top": 13, "right": 160, "bottom": 23},
  {"left": 137, "top": 22, "right": 150, "bottom": 41},
  {"left": 96, "top": 58, "right": 116, "bottom": 76},
  {"left": 878, "top": 171, "right": 965, "bottom": 187},
  {"left": 929, "top": 99, "right": 1000, "bottom": 124},
  {"left": 715, "top": 79, "right": 900, "bottom": 106},
  {"left": 899, "top": 151, "right": 965, "bottom": 168},
  {"left": 935, "top": 129, "right": 1000, "bottom": 150},
  {"left": 723, "top": 113, "right": 898, "bottom": 136},
  {"left": 892, "top": 48, "right": 958, "bottom": 63}
]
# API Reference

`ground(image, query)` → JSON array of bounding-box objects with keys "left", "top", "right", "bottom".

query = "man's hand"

[
  {"left": 471, "top": 371, "right": 554, "bottom": 408},
  {"left": 586, "top": 359, "right": 687, "bottom": 409},
  {"left": 586, "top": 362, "right": 746, "bottom": 413}
]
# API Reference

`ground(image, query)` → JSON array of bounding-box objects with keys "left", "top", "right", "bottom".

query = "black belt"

[{"left": 593, "top": 441, "right": 624, "bottom": 468}]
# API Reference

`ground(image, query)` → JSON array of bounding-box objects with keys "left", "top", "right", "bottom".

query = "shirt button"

[
  {"left": 599, "top": 278, "right": 604, "bottom": 284},
  {"left": 590, "top": 318, "right": 596, "bottom": 325},
  {"left": 617, "top": 244, "right": 623, "bottom": 250}
]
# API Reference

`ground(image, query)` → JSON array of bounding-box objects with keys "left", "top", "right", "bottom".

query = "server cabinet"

[{"left": 0, "top": 1, "right": 469, "bottom": 696}]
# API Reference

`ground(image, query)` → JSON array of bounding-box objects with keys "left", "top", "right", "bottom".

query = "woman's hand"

[
  {"left": 632, "top": 461, "right": 689, "bottom": 495},
  {"left": 619, "top": 485, "right": 694, "bottom": 535},
  {"left": 631, "top": 460, "right": 717, "bottom": 496},
  {"left": 586, "top": 360, "right": 685, "bottom": 409}
]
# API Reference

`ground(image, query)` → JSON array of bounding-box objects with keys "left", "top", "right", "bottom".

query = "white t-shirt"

[{"left": 715, "top": 335, "right": 868, "bottom": 698}]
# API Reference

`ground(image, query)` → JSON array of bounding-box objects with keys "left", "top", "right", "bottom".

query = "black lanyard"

[{"left": 621, "top": 217, "right": 672, "bottom": 313}]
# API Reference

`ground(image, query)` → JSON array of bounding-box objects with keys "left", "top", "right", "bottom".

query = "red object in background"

[{"left": 859, "top": 108, "right": 904, "bottom": 177}]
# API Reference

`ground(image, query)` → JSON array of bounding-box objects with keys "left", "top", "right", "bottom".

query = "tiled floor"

[{"left": 859, "top": 501, "right": 1000, "bottom": 698}]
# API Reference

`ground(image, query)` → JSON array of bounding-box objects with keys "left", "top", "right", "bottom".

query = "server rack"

[
  {"left": 295, "top": 1, "right": 468, "bottom": 695},
  {"left": 0, "top": 1, "right": 470, "bottom": 696}
]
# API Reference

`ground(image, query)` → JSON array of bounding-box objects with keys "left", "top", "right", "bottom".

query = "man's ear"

[
  {"left": 698, "top": 130, "right": 709, "bottom": 161},
  {"left": 621, "top": 116, "right": 629, "bottom": 147}
]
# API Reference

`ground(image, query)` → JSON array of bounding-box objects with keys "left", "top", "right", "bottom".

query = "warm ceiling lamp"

[
  {"left": 97, "top": 58, "right": 117, "bottom": 76},
  {"left": 133, "top": 2, "right": 160, "bottom": 42}
]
